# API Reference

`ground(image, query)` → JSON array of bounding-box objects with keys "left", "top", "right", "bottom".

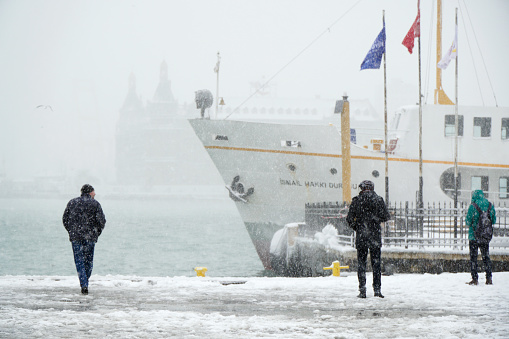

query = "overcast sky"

[{"left": 0, "top": 0, "right": 507, "bottom": 181}]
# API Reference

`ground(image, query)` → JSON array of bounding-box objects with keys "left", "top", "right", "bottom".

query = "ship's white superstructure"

[{"left": 189, "top": 103, "right": 509, "bottom": 268}]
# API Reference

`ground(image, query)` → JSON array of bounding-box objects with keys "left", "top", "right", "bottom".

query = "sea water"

[{"left": 0, "top": 195, "right": 264, "bottom": 277}]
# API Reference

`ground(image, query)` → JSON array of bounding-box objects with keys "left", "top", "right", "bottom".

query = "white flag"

[
  {"left": 214, "top": 52, "right": 221, "bottom": 73},
  {"left": 438, "top": 24, "right": 457, "bottom": 70}
]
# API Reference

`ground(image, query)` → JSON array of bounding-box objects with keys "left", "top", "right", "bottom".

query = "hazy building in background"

[{"left": 115, "top": 61, "right": 221, "bottom": 190}]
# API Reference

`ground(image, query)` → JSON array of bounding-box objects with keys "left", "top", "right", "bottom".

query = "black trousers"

[
  {"left": 469, "top": 240, "right": 492, "bottom": 281},
  {"left": 357, "top": 245, "right": 382, "bottom": 292}
]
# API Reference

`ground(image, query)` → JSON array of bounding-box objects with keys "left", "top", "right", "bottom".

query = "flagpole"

[
  {"left": 453, "top": 8, "right": 459, "bottom": 240},
  {"left": 418, "top": 2, "right": 424, "bottom": 224},
  {"left": 383, "top": 10, "right": 389, "bottom": 206},
  {"left": 214, "top": 52, "right": 221, "bottom": 119},
  {"left": 359, "top": 14, "right": 386, "bottom": 205}
]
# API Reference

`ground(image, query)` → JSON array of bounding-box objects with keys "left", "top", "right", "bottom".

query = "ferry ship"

[{"left": 189, "top": 2, "right": 509, "bottom": 271}]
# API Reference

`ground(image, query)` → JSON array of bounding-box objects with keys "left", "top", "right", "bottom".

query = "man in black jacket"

[
  {"left": 63, "top": 184, "right": 106, "bottom": 295},
  {"left": 346, "top": 180, "right": 391, "bottom": 298}
]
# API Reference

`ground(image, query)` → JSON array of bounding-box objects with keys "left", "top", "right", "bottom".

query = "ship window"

[
  {"left": 281, "top": 140, "right": 301, "bottom": 148},
  {"left": 502, "top": 118, "right": 509, "bottom": 140},
  {"left": 214, "top": 134, "right": 228, "bottom": 141},
  {"left": 391, "top": 113, "right": 402, "bottom": 130},
  {"left": 351, "top": 129, "right": 357, "bottom": 144},
  {"left": 441, "top": 172, "right": 461, "bottom": 197},
  {"left": 500, "top": 177, "right": 509, "bottom": 199},
  {"left": 444, "top": 115, "right": 464, "bottom": 137},
  {"left": 473, "top": 117, "right": 491, "bottom": 138},
  {"left": 471, "top": 176, "right": 489, "bottom": 197}
]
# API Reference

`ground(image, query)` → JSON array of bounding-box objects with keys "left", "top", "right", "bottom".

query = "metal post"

[
  {"left": 214, "top": 52, "right": 221, "bottom": 119},
  {"left": 341, "top": 94, "right": 352, "bottom": 204},
  {"left": 453, "top": 8, "right": 459, "bottom": 242},
  {"left": 383, "top": 10, "right": 389, "bottom": 206},
  {"left": 405, "top": 201, "right": 409, "bottom": 249},
  {"left": 418, "top": 5, "right": 424, "bottom": 233}
]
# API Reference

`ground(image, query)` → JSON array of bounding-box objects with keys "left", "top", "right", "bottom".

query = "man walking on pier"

[
  {"left": 347, "top": 180, "right": 391, "bottom": 298},
  {"left": 63, "top": 184, "right": 106, "bottom": 295},
  {"left": 466, "top": 189, "right": 496, "bottom": 286}
]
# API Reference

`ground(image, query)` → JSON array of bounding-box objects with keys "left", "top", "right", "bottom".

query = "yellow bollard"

[
  {"left": 194, "top": 267, "right": 207, "bottom": 277},
  {"left": 323, "top": 261, "right": 349, "bottom": 277}
]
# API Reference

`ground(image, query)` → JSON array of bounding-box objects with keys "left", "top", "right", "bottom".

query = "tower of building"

[{"left": 115, "top": 72, "right": 145, "bottom": 184}]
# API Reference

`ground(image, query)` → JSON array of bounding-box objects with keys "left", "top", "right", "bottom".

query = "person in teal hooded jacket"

[{"left": 465, "top": 190, "right": 496, "bottom": 285}]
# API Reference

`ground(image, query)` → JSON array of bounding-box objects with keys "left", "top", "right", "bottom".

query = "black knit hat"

[
  {"left": 359, "top": 180, "right": 374, "bottom": 191},
  {"left": 81, "top": 184, "right": 95, "bottom": 194}
]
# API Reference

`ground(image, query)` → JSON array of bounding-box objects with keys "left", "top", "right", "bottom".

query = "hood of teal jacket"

[{"left": 471, "top": 190, "right": 486, "bottom": 205}]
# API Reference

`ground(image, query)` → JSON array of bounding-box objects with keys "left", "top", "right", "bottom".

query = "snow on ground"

[{"left": 1, "top": 272, "right": 508, "bottom": 338}]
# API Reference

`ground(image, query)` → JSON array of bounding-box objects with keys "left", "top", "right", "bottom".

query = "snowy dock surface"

[{"left": 1, "top": 273, "right": 508, "bottom": 338}]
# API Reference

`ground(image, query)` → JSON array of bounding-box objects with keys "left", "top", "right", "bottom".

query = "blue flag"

[{"left": 360, "top": 25, "right": 386, "bottom": 70}]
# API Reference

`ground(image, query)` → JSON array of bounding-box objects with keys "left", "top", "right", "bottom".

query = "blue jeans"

[
  {"left": 469, "top": 240, "right": 492, "bottom": 281},
  {"left": 71, "top": 241, "right": 95, "bottom": 288}
]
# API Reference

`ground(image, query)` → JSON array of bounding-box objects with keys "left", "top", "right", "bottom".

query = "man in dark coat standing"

[
  {"left": 63, "top": 184, "right": 106, "bottom": 295},
  {"left": 347, "top": 180, "right": 391, "bottom": 298}
]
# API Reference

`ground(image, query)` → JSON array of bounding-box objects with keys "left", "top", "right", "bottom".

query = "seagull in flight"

[{"left": 36, "top": 105, "right": 53, "bottom": 111}]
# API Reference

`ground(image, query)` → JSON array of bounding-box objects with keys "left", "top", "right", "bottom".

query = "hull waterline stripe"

[{"left": 204, "top": 145, "right": 509, "bottom": 169}]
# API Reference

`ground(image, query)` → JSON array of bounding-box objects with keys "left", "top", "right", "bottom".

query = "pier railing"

[
  {"left": 383, "top": 201, "right": 509, "bottom": 250},
  {"left": 306, "top": 201, "right": 509, "bottom": 250}
]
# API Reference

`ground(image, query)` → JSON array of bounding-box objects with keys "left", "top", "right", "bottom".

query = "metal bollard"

[
  {"left": 194, "top": 267, "right": 207, "bottom": 277},
  {"left": 323, "top": 261, "right": 349, "bottom": 277}
]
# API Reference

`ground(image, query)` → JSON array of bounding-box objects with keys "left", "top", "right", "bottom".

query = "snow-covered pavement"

[{"left": 1, "top": 272, "right": 508, "bottom": 338}]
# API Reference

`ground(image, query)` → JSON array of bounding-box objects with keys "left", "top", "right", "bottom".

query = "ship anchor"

[{"left": 226, "top": 175, "right": 254, "bottom": 203}]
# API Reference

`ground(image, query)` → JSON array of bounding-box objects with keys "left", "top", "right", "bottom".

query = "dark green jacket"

[{"left": 465, "top": 190, "right": 496, "bottom": 241}]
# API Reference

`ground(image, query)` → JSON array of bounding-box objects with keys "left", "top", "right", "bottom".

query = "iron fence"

[
  {"left": 383, "top": 201, "right": 509, "bottom": 250},
  {"left": 311, "top": 201, "right": 509, "bottom": 250}
]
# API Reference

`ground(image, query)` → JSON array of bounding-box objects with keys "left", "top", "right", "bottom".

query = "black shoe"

[
  {"left": 374, "top": 291, "right": 384, "bottom": 298},
  {"left": 466, "top": 280, "right": 478, "bottom": 286},
  {"left": 81, "top": 287, "right": 88, "bottom": 295},
  {"left": 357, "top": 291, "right": 366, "bottom": 298},
  {"left": 486, "top": 278, "right": 493, "bottom": 285}
]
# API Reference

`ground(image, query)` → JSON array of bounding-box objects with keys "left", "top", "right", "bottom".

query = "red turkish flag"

[{"left": 402, "top": 1, "right": 421, "bottom": 54}]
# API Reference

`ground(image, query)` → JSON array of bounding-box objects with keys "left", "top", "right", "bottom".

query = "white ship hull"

[{"left": 189, "top": 104, "right": 509, "bottom": 269}]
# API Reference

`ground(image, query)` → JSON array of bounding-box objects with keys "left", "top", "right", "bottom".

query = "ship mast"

[
  {"left": 214, "top": 52, "right": 221, "bottom": 118},
  {"left": 435, "top": 0, "right": 454, "bottom": 105}
]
